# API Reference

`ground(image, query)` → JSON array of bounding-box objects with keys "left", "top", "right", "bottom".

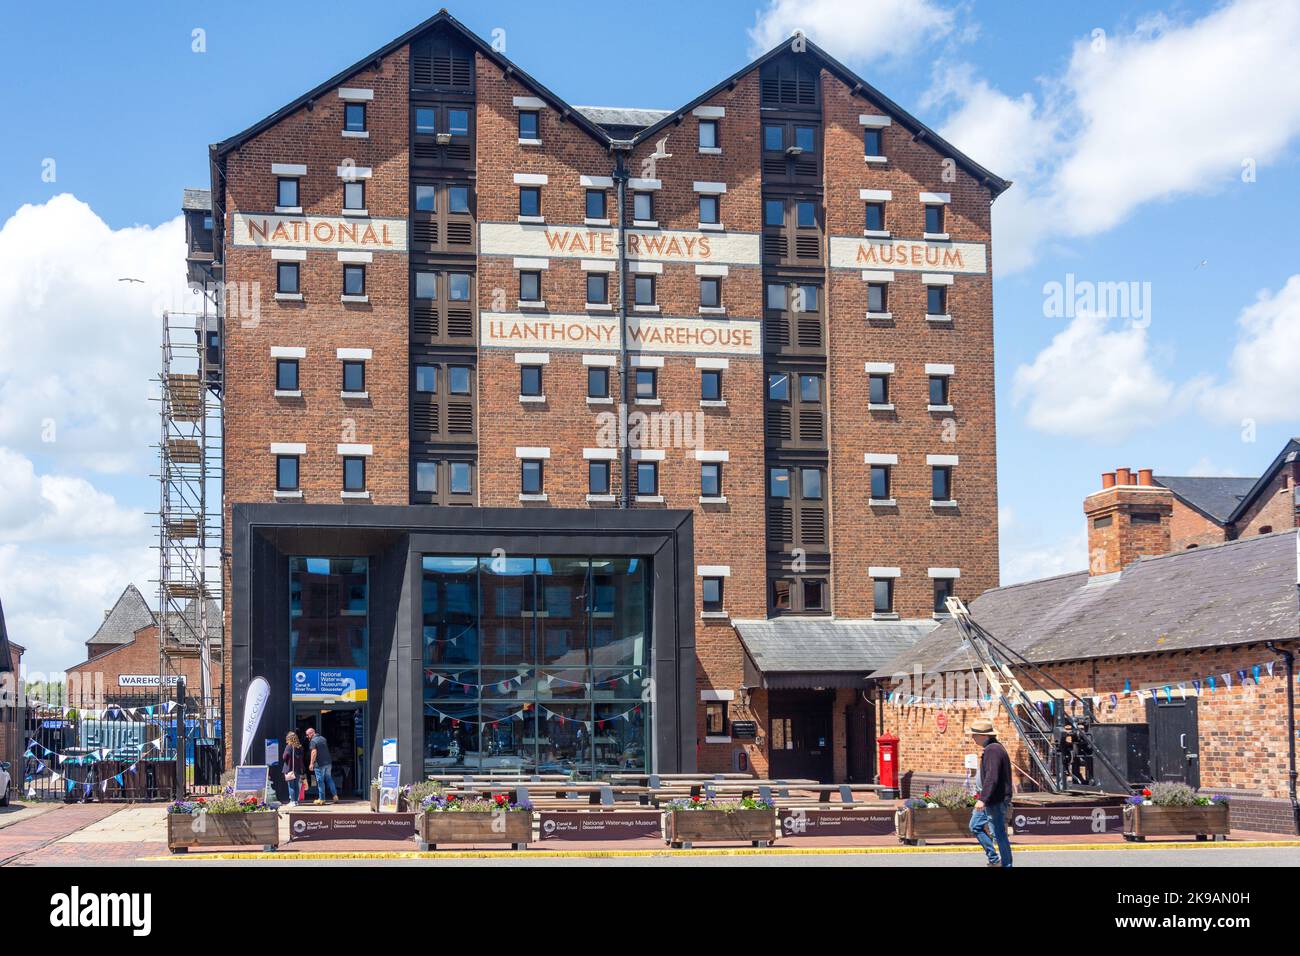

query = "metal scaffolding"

[{"left": 155, "top": 300, "right": 222, "bottom": 726}]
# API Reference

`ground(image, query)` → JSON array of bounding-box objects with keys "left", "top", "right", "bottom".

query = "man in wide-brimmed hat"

[{"left": 969, "top": 718, "right": 1013, "bottom": 867}]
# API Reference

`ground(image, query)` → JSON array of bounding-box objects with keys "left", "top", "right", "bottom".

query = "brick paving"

[{"left": 0, "top": 803, "right": 123, "bottom": 865}]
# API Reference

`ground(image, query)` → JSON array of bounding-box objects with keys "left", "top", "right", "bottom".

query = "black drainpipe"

[
  {"left": 1266, "top": 641, "right": 1299, "bottom": 834},
  {"left": 613, "top": 148, "right": 631, "bottom": 508}
]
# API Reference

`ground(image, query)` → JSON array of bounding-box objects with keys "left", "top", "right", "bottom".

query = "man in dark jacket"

[{"left": 969, "top": 718, "right": 1012, "bottom": 867}]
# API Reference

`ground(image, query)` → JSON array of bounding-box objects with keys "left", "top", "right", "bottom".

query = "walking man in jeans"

[
  {"left": 969, "top": 718, "right": 1013, "bottom": 867},
  {"left": 305, "top": 726, "right": 338, "bottom": 804}
]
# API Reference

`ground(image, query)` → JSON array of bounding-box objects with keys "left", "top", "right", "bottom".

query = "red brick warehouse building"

[{"left": 194, "top": 10, "right": 1008, "bottom": 792}]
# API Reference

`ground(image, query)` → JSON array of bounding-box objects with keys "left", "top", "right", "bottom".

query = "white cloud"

[
  {"left": 1195, "top": 274, "right": 1300, "bottom": 424},
  {"left": 0, "top": 447, "right": 147, "bottom": 542},
  {"left": 1012, "top": 312, "right": 1178, "bottom": 440},
  {"left": 932, "top": 0, "right": 1300, "bottom": 271},
  {"left": 749, "top": 0, "right": 956, "bottom": 63},
  {"left": 1000, "top": 528, "right": 1088, "bottom": 586},
  {"left": 0, "top": 194, "right": 187, "bottom": 473}
]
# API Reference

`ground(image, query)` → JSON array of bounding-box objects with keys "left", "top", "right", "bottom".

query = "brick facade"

[{"left": 65, "top": 626, "right": 220, "bottom": 707}]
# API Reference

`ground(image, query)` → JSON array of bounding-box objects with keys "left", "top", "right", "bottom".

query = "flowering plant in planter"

[
  {"left": 168, "top": 789, "right": 273, "bottom": 814},
  {"left": 664, "top": 795, "right": 773, "bottom": 811},
  {"left": 420, "top": 792, "right": 533, "bottom": 813}
]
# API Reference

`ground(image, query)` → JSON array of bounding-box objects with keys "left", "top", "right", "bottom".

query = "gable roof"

[
  {"left": 870, "top": 529, "right": 1300, "bottom": 677},
  {"left": 1225, "top": 438, "right": 1300, "bottom": 525},
  {"left": 736, "top": 617, "right": 936, "bottom": 688},
  {"left": 0, "top": 594, "right": 11, "bottom": 673},
  {"left": 626, "top": 37, "right": 1011, "bottom": 197},
  {"left": 1154, "top": 475, "right": 1258, "bottom": 525},
  {"left": 87, "top": 584, "right": 156, "bottom": 648},
  {"left": 213, "top": 10, "right": 611, "bottom": 157}
]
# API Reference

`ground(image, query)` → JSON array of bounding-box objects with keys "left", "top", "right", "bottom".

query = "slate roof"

[
  {"left": 181, "top": 188, "right": 211, "bottom": 212},
  {"left": 0, "top": 595, "right": 12, "bottom": 673},
  {"left": 162, "top": 598, "right": 222, "bottom": 647},
  {"left": 573, "top": 106, "right": 672, "bottom": 136},
  {"left": 1155, "top": 475, "right": 1257, "bottom": 524},
  {"left": 87, "top": 584, "right": 156, "bottom": 648},
  {"left": 870, "top": 529, "right": 1300, "bottom": 678},
  {"left": 736, "top": 617, "right": 937, "bottom": 687}
]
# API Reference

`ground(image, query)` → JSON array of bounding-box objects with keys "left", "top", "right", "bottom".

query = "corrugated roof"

[
  {"left": 736, "top": 617, "right": 937, "bottom": 677},
  {"left": 871, "top": 529, "right": 1300, "bottom": 677},
  {"left": 87, "top": 584, "right": 156, "bottom": 647},
  {"left": 181, "top": 188, "right": 211, "bottom": 212}
]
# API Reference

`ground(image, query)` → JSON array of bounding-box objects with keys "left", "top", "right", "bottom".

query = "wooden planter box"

[
  {"left": 664, "top": 809, "right": 778, "bottom": 848},
  {"left": 167, "top": 812, "right": 280, "bottom": 853},
  {"left": 1123, "top": 803, "right": 1229, "bottom": 841},
  {"left": 369, "top": 785, "right": 409, "bottom": 813},
  {"left": 895, "top": 806, "right": 976, "bottom": 845},
  {"left": 415, "top": 811, "right": 534, "bottom": 851}
]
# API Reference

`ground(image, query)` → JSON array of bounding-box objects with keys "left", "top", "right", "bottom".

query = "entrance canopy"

[{"left": 735, "top": 618, "right": 936, "bottom": 690}]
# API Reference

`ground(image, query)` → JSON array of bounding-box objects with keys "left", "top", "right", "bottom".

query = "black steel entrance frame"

[
  {"left": 229, "top": 503, "right": 697, "bottom": 786},
  {"left": 947, "top": 597, "right": 1128, "bottom": 794}
]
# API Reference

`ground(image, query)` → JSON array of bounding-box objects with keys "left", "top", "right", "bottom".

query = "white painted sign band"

[
  {"left": 480, "top": 222, "right": 760, "bottom": 266},
  {"left": 233, "top": 213, "right": 408, "bottom": 252},
  {"left": 830, "top": 236, "right": 987, "bottom": 274},
  {"left": 480, "top": 313, "right": 760, "bottom": 355}
]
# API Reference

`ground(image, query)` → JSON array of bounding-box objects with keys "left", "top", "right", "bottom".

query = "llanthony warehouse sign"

[
  {"left": 233, "top": 213, "right": 408, "bottom": 252},
  {"left": 481, "top": 313, "right": 760, "bottom": 355}
]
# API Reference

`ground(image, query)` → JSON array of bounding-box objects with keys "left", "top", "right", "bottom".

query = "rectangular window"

[
  {"left": 768, "top": 372, "right": 790, "bottom": 402},
  {"left": 700, "top": 277, "right": 721, "bottom": 308},
  {"left": 343, "top": 180, "right": 365, "bottom": 210},
  {"left": 634, "top": 274, "right": 655, "bottom": 306},
  {"left": 585, "top": 189, "right": 606, "bottom": 219},
  {"left": 447, "top": 109, "right": 469, "bottom": 136},
  {"left": 275, "top": 359, "right": 299, "bottom": 392},
  {"left": 277, "top": 177, "right": 299, "bottom": 208},
  {"left": 868, "top": 374, "right": 889, "bottom": 405},
  {"left": 446, "top": 272, "right": 471, "bottom": 302},
  {"left": 448, "top": 186, "right": 470, "bottom": 213},
  {"left": 586, "top": 272, "right": 608, "bottom": 305},
  {"left": 520, "top": 365, "right": 543, "bottom": 397},
  {"left": 699, "top": 119, "right": 718, "bottom": 150},
  {"left": 519, "top": 186, "right": 541, "bottom": 218},
  {"left": 766, "top": 282, "right": 787, "bottom": 310},
  {"left": 927, "top": 285, "right": 947, "bottom": 315},
  {"left": 932, "top": 466, "right": 953, "bottom": 501},
  {"left": 763, "top": 125, "right": 784, "bottom": 151},
  {"left": 799, "top": 373, "right": 821, "bottom": 402},
  {"left": 449, "top": 365, "right": 471, "bottom": 394},
  {"left": 635, "top": 461, "right": 658, "bottom": 496},
  {"left": 929, "top": 375, "right": 950, "bottom": 405},
  {"left": 865, "top": 201, "right": 885, "bottom": 231},
  {"left": 634, "top": 368, "right": 657, "bottom": 399},
  {"left": 863, "top": 127, "right": 883, "bottom": 157},
  {"left": 933, "top": 578, "right": 954, "bottom": 614},
  {"left": 925, "top": 204, "right": 945, "bottom": 234},
  {"left": 796, "top": 200, "right": 817, "bottom": 228},
  {"left": 343, "top": 265, "right": 365, "bottom": 296},
  {"left": 277, "top": 262, "right": 299, "bottom": 294},
  {"left": 415, "top": 364, "right": 438, "bottom": 393},
  {"left": 344, "top": 102, "right": 366, "bottom": 133},
  {"left": 700, "top": 462, "right": 721, "bottom": 498},
  {"left": 587, "top": 366, "right": 609, "bottom": 398},
  {"left": 520, "top": 459, "right": 544, "bottom": 495},
  {"left": 702, "top": 577, "right": 724, "bottom": 613},
  {"left": 414, "top": 107, "right": 436, "bottom": 133},
  {"left": 276, "top": 455, "right": 299, "bottom": 491},
  {"left": 700, "top": 368, "right": 722, "bottom": 402},
  {"left": 416, "top": 460, "right": 438, "bottom": 494},
  {"left": 449, "top": 461, "right": 472, "bottom": 495},
  {"left": 803, "top": 578, "right": 825, "bottom": 611},
  {"left": 1131, "top": 512, "right": 1162, "bottom": 525},
  {"left": 802, "top": 468, "right": 823, "bottom": 500},
  {"left": 704, "top": 699, "right": 727, "bottom": 734},
  {"left": 519, "top": 271, "right": 541, "bottom": 302},
  {"left": 764, "top": 199, "right": 784, "bottom": 227},
  {"left": 769, "top": 467, "right": 791, "bottom": 498},
  {"left": 871, "top": 465, "right": 890, "bottom": 500},
  {"left": 867, "top": 283, "right": 888, "bottom": 313},
  {"left": 873, "top": 578, "right": 894, "bottom": 614},
  {"left": 518, "top": 110, "right": 539, "bottom": 139},
  {"left": 797, "top": 284, "right": 818, "bottom": 312},
  {"left": 699, "top": 194, "right": 720, "bottom": 224},
  {"left": 633, "top": 191, "right": 653, "bottom": 221},
  {"left": 343, "top": 456, "right": 366, "bottom": 493},
  {"left": 415, "top": 271, "right": 437, "bottom": 300},
  {"left": 770, "top": 578, "right": 791, "bottom": 611},
  {"left": 589, "top": 459, "right": 610, "bottom": 495},
  {"left": 342, "top": 361, "right": 365, "bottom": 393},
  {"left": 415, "top": 184, "right": 436, "bottom": 212}
]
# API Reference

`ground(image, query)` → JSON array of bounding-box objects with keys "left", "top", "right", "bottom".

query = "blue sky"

[{"left": 3, "top": 0, "right": 1299, "bottom": 673}]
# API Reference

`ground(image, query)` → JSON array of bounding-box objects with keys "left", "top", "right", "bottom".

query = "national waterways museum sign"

[
  {"left": 233, "top": 213, "right": 408, "bottom": 252},
  {"left": 481, "top": 312, "right": 761, "bottom": 355}
]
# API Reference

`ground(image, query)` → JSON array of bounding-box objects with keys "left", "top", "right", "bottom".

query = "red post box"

[{"left": 878, "top": 733, "right": 900, "bottom": 798}]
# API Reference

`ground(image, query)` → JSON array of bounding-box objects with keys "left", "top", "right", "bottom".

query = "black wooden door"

[
  {"left": 769, "top": 694, "right": 833, "bottom": 782},
  {"left": 1146, "top": 696, "right": 1200, "bottom": 789},
  {"left": 844, "top": 702, "right": 874, "bottom": 782}
]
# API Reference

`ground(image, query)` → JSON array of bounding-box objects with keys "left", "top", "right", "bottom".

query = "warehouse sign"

[
  {"left": 119, "top": 674, "right": 181, "bottom": 688},
  {"left": 233, "top": 213, "right": 408, "bottom": 252},
  {"left": 480, "top": 222, "right": 760, "bottom": 266},
  {"left": 481, "top": 313, "right": 760, "bottom": 355},
  {"left": 829, "top": 236, "right": 987, "bottom": 273}
]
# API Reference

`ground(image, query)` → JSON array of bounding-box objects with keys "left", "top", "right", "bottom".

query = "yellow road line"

[{"left": 139, "top": 839, "right": 1300, "bottom": 862}]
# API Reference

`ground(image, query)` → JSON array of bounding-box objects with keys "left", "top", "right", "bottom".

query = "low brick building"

[{"left": 873, "top": 471, "right": 1300, "bottom": 834}]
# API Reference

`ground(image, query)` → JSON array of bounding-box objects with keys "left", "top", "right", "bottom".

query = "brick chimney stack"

[{"left": 1084, "top": 467, "right": 1173, "bottom": 575}]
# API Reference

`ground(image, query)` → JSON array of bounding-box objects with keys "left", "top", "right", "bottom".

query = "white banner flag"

[{"left": 239, "top": 677, "right": 271, "bottom": 766}]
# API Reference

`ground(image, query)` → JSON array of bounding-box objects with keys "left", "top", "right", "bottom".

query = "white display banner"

[
  {"left": 829, "top": 236, "right": 987, "bottom": 274},
  {"left": 232, "top": 213, "right": 408, "bottom": 252},
  {"left": 480, "top": 312, "right": 761, "bottom": 355},
  {"left": 239, "top": 676, "right": 271, "bottom": 767},
  {"left": 480, "top": 221, "right": 760, "bottom": 266}
]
